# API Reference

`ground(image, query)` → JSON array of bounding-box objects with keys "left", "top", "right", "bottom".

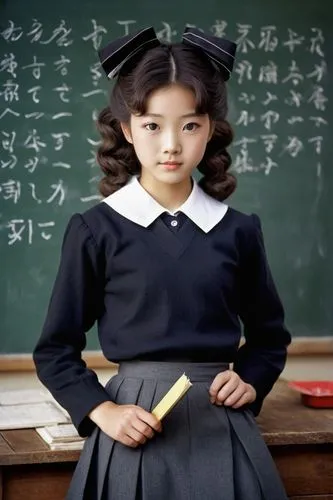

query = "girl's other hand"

[
  {"left": 209, "top": 370, "right": 256, "bottom": 409},
  {"left": 89, "top": 401, "right": 162, "bottom": 448}
]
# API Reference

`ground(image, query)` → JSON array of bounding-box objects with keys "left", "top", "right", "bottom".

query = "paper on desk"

[
  {"left": 0, "top": 401, "right": 69, "bottom": 430},
  {"left": 36, "top": 423, "right": 85, "bottom": 450},
  {"left": 45, "top": 441, "right": 85, "bottom": 451},
  {"left": 37, "top": 423, "right": 82, "bottom": 443},
  {"left": 0, "top": 389, "right": 51, "bottom": 405}
]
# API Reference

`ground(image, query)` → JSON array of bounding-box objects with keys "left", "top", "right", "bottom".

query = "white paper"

[
  {"left": 47, "top": 441, "right": 85, "bottom": 451},
  {"left": 0, "top": 401, "right": 69, "bottom": 430},
  {"left": 37, "top": 423, "right": 82, "bottom": 442},
  {"left": 0, "top": 389, "right": 51, "bottom": 405}
]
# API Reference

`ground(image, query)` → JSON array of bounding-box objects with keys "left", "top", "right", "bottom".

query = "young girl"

[{"left": 33, "top": 26, "right": 291, "bottom": 499}]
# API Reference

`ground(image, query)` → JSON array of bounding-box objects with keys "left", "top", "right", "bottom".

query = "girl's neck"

[{"left": 138, "top": 176, "right": 193, "bottom": 212}]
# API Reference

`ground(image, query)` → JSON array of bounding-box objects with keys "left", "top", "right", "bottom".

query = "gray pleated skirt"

[{"left": 67, "top": 361, "right": 288, "bottom": 500}]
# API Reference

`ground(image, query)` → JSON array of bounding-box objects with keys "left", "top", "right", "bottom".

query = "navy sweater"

[{"left": 33, "top": 204, "right": 291, "bottom": 436}]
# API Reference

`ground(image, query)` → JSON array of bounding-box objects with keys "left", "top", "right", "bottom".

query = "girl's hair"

[{"left": 96, "top": 43, "right": 236, "bottom": 201}]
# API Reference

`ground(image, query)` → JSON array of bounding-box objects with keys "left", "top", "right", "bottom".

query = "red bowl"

[{"left": 288, "top": 381, "right": 333, "bottom": 408}]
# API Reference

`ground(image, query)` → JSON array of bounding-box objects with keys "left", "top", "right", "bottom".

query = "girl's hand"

[
  {"left": 89, "top": 401, "right": 162, "bottom": 448},
  {"left": 209, "top": 370, "right": 256, "bottom": 409}
]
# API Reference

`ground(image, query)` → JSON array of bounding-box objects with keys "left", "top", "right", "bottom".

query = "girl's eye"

[
  {"left": 144, "top": 123, "right": 159, "bottom": 131},
  {"left": 183, "top": 122, "right": 200, "bottom": 131}
]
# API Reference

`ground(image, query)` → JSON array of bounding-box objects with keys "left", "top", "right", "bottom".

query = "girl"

[{"left": 33, "top": 26, "right": 291, "bottom": 499}]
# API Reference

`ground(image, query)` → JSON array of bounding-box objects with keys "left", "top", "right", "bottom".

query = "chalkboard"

[{"left": 1, "top": 0, "right": 332, "bottom": 354}]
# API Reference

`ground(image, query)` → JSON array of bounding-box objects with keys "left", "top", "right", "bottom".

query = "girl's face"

[{"left": 121, "top": 83, "right": 214, "bottom": 188}]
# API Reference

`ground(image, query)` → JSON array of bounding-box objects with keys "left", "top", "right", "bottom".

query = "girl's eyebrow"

[{"left": 143, "top": 112, "right": 201, "bottom": 118}]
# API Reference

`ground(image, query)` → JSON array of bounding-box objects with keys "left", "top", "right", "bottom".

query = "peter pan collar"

[{"left": 102, "top": 176, "right": 228, "bottom": 233}]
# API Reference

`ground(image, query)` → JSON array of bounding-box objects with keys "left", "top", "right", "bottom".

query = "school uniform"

[{"left": 33, "top": 176, "right": 291, "bottom": 499}]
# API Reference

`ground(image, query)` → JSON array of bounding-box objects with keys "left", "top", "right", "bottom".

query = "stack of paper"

[
  {"left": 152, "top": 373, "right": 192, "bottom": 420},
  {"left": 0, "top": 389, "right": 69, "bottom": 430},
  {"left": 36, "top": 423, "right": 85, "bottom": 450}
]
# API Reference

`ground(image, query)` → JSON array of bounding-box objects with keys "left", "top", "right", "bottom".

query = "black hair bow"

[
  {"left": 98, "top": 26, "right": 237, "bottom": 81},
  {"left": 182, "top": 27, "right": 236, "bottom": 81},
  {"left": 98, "top": 27, "right": 160, "bottom": 79}
]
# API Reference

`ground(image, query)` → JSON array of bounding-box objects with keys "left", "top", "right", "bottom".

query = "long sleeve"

[
  {"left": 233, "top": 214, "right": 291, "bottom": 416},
  {"left": 33, "top": 214, "right": 111, "bottom": 436}
]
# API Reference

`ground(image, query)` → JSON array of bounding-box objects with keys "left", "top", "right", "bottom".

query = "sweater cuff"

[{"left": 53, "top": 375, "right": 111, "bottom": 437}]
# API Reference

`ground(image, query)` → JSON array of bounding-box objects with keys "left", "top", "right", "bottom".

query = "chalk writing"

[
  {"left": 0, "top": 108, "right": 20, "bottom": 119},
  {"left": 7, "top": 219, "right": 55, "bottom": 245},
  {"left": 82, "top": 19, "right": 107, "bottom": 50},
  {"left": 262, "top": 92, "right": 278, "bottom": 105},
  {"left": 0, "top": 19, "right": 328, "bottom": 246},
  {"left": 40, "top": 20, "right": 73, "bottom": 46},
  {"left": 117, "top": 20, "right": 136, "bottom": 36},
  {"left": 157, "top": 22, "right": 177, "bottom": 43},
  {"left": 1, "top": 21, "right": 23, "bottom": 42},
  {"left": 309, "top": 28, "right": 324, "bottom": 57},
  {"left": 23, "top": 130, "right": 46, "bottom": 153},
  {"left": 210, "top": 20, "right": 228, "bottom": 38},
  {"left": 52, "top": 133, "right": 70, "bottom": 150},
  {"left": 1, "top": 53, "right": 18, "bottom": 77},
  {"left": 236, "top": 24, "right": 255, "bottom": 53},
  {"left": 2, "top": 131, "right": 16, "bottom": 153},
  {"left": 1, "top": 179, "right": 66, "bottom": 205},
  {"left": 258, "top": 26, "right": 278, "bottom": 52},
  {"left": 258, "top": 61, "right": 278, "bottom": 84},
  {"left": 26, "top": 19, "right": 43, "bottom": 43},
  {"left": 1, "top": 80, "right": 19, "bottom": 102},
  {"left": 28, "top": 86, "right": 41, "bottom": 103},
  {"left": 235, "top": 60, "right": 252, "bottom": 84},
  {"left": 54, "top": 55, "right": 71, "bottom": 75},
  {"left": 283, "top": 30, "right": 304, "bottom": 52},
  {"left": 22, "top": 56, "right": 45, "bottom": 79}
]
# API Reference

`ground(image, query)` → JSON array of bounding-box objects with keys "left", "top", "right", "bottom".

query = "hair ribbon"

[{"left": 98, "top": 26, "right": 237, "bottom": 81}]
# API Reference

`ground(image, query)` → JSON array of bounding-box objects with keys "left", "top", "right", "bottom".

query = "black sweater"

[{"left": 33, "top": 203, "right": 291, "bottom": 436}]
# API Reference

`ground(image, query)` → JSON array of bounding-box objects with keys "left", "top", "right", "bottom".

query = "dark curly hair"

[{"left": 96, "top": 43, "right": 236, "bottom": 201}]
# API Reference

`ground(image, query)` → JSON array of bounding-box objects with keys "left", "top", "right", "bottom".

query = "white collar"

[{"left": 102, "top": 176, "right": 228, "bottom": 233}]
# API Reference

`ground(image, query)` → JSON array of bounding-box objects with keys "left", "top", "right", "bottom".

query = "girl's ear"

[
  {"left": 120, "top": 122, "right": 133, "bottom": 144},
  {"left": 208, "top": 121, "right": 215, "bottom": 142}
]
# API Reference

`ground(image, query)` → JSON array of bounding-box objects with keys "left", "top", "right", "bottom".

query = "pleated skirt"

[{"left": 66, "top": 361, "right": 288, "bottom": 500}]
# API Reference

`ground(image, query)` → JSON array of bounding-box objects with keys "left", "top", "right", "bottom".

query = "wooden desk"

[
  {"left": 1, "top": 380, "right": 332, "bottom": 500},
  {"left": 256, "top": 381, "right": 333, "bottom": 500}
]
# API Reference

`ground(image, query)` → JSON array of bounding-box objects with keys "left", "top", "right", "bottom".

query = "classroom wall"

[{"left": 0, "top": 356, "right": 331, "bottom": 391}]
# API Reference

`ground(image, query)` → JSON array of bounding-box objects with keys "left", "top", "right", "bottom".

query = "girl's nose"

[{"left": 162, "top": 131, "right": 182, "bottom": 155}]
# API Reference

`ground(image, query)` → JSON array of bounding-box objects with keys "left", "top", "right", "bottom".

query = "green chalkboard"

[{"left": 1, "top": 0, "right": 332, "bottom": 354}]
